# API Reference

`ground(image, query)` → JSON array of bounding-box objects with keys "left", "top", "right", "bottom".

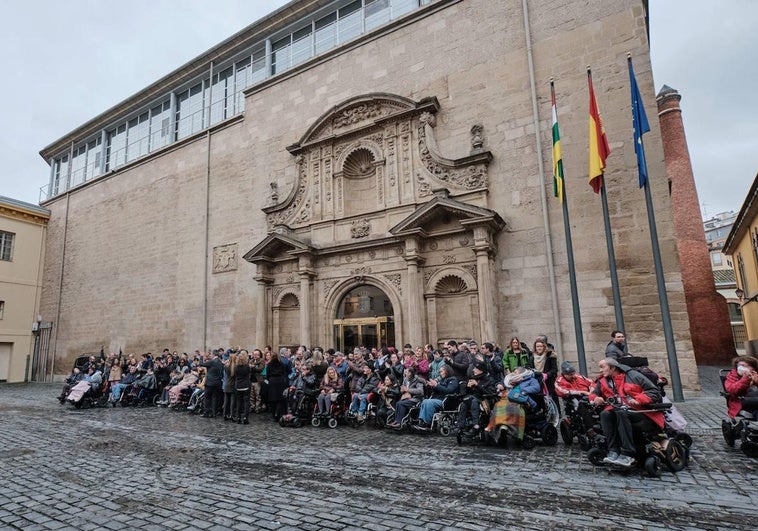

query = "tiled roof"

[{"left": 713, "top": 269, "right": 736, "bottom": 285}]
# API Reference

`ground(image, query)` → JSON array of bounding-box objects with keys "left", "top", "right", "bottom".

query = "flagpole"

[
  {"left": 628, "top": 53, "right": 683, "bottom": 401},
  {"left": 562, "top": 184, "right": 588, "bottom": 375},
  {"left": 600, "top": 182, "right": 625, "bottom": 332},
  {"left": 551, "top": 79, "right": 587, "bottom": 375}
]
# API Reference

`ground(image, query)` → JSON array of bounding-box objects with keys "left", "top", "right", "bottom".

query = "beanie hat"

[{"left": 560, "top": 361, "right": 576, "bottom": 375}]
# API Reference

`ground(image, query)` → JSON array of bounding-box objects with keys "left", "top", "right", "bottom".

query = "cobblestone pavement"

[{"left": 0, "top": 382, "right": 755, "bottom": 531}]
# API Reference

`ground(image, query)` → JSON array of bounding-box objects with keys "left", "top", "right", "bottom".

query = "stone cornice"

[{"left": 0, "top": 205, "right": 50, "bottom": 226}]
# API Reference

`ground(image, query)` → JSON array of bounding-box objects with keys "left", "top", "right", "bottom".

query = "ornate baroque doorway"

[{"left": 333, "top": 285, "right": 394, "bottom": 352}]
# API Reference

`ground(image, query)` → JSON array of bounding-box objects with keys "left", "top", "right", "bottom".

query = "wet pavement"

[{"left": 0, "top": 375, "right": 755, "bottom": 530}]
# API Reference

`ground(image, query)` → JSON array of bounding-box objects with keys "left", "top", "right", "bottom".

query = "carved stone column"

[
  {"left": 297, "top": 254, "right": 315, "bottom": 348},
  {"left": 403, "top": 237, "right": 425, "bottom": 347},
  {"left": 472, "top": 225, "right": 496, "bottom": 342},
  {"left": 254, "top": 275, "right": 271, "bottom": 348},
  {"left": 425, "top": 295, "right": 438, "bottom": 347}
]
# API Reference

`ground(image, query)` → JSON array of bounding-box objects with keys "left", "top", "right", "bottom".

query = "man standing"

[
  {"left": 201, "top": 350, "right": 224, "bottom": 418},
  {"left": 605, "top": 330, "right": 628, "bottom": 360}
]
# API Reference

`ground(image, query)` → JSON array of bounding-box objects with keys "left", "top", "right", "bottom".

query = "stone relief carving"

[
  {"left": 442, "top": 254, "right": 457, "bottom": 264},
  {"left": 267, "top": 156, "right": 308, "bottom": 227},
  {"left": 351, "top": 266, "right": 372, "bottom": 275},
  {"left": 459, "top": 238, "right": 471, "bottom": 247},
  {"left": 323, "top": 279, "right": 339, "bottom": 296},
  {"left": 464, "top": 264, "right": 478, "bottom": 282},
  {"left": 212, "top": 243, "right": 238, "bottom": 273},
  {"left": 268, "top": 182, "right": 279, "bottom": 205},
  {"left": 368, "top": 250, "right": 377, "bottom": 259},
  {"left": 383, "top": 273, "right": 402, "bottom": 295},
  {"left": 417, "top": 113, "right": 487, "bottom": 191},
  {"left": 470, "top": 124, "right": 484, "bottom": 154},
  {"left": 429, "top": 241, "right": 439, "bottom": 251},
  {"left": 345, "top": 255, "right": 353, "bottom": 263},
  {"left": 333, "top": 103, "right": 387, "bottom": 128},
  {"left": 350, "top": 219, "right": 370, "bottom": 239},
  {"left": 424, "top": 267, "right": 439, "bottom": 285}
]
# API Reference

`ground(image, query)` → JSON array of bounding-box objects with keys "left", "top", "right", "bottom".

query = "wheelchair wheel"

[
  {"left": 578, "top": 434, "right": 592, "bottom": 451},
  {"left": 559, "top": 420, "right": 573, "bottom": 446},
  {"left": 311, "top": 417, "right": 321, "bottom": 427},
  {"left": 721, "top": 419, "right": 736, "bottom": 447},
  {"left": 664, "top": 439, "right": 687, "bottom": 472},
  {"left": 279, "top": 417, "right": 286, "bottom": 427},
  {"left": 644, "top": 456, "right": 662, "bottom": 478},
  {"left": 675, "top": 432, "right": 693, "bottom": 449},
  {"left": 293, "top": 418, "right": 303, "bottom": 428},
  {"left": 587, "top": 447, "right": 605, "bottom": 466},
  {"left": 521, "top": 434, "right": 536, "bottom": 450},
  {"left": 439, "top": 424, "right": 451, "bottom": 437},
  {"left": 541, "top": 424, "right": 558, "bottom": 446},
  {"left": 327, "top": 418, "right": 338, "bottom": 429},
  {"left": 152, "top": 394, "right": 161, "bottom": 407}
]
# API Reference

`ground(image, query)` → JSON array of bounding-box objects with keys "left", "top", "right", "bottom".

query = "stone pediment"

[
  {"left": 243, "top": 232, "right": 313, "bottom": 264},
  {"left": 287, "top": 93, "right": 439, "bottom": 153},
  {"left": 390, "top": 190, "right": 505, "bottom": 238}
]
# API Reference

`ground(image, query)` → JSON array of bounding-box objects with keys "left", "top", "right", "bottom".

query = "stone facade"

[{"left": 38, "top": 0, "right": 699, "bottom": 388}]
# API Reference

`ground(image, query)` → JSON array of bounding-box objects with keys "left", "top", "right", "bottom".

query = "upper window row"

[{"left": 45, "top": 0, "right": 431, "bottom": 200}]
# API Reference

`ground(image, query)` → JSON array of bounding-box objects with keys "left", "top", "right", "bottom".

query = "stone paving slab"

[{"left": 0, "top": 383, "right": 755, "bottom": 530}]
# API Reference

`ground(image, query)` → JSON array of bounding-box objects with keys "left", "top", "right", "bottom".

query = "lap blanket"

[
  {"left": 487, "top": 397, "right": 526, "bottom": 441},
  {"left": 67, "top": 381, "right": 91, "bottom": 402}
]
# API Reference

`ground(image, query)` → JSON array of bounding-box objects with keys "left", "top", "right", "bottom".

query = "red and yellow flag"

[{"left": 588, "top": 69, "right": 611, "bottom": 194}]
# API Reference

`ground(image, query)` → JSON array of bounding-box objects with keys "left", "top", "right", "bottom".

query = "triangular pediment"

[
  {"left": 390, "top": 190, "right": 505, "bottom": 237},
  {"left": 243, "top": 232, "right": 313, "bottom": 263}
]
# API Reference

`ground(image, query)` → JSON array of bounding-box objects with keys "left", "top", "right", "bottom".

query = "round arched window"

[{"left": 336, "top": 285, "right": 393, "bottom": 319}]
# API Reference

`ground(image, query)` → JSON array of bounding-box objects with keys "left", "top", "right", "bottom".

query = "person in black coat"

[
  {"left": 233, "top": 350, "right": 252, "bottom": 424},
  {"left": 266, "top": 351, "right": 288, "bottom": 420},
  {"left": 201, "top": 350, "right": 224, "bottom": 418}
]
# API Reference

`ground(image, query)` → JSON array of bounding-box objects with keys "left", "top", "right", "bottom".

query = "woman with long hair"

[
  {"left": 234, "top": 350, "right": 251, "bottom": 424},
  {"left": 222, "top": 352, "right": 237, "bottom": 421}
]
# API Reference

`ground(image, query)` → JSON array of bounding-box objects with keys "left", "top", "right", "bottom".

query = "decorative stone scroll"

[
  {"left": 351, "top": 218, "right": 370, "bottom": 239},
  {"left": 212, "top": 243, "right": 238, "bottom": 273},
  {"left": 383, "top": 273, "right": 402, "bottom": 295}
]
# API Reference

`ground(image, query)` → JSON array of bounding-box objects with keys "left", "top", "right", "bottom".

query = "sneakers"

[
  {"left": 613, "top": 454, "right": 635, "bottom": 468},
  {"left": 602, "top": 451, "right": 620, "bottom": 465},
  {"left": 416, "top": 420, "right": 431, "bottom": 430}
]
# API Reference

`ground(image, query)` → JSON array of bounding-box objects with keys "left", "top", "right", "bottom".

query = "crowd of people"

[{"left": 56, "top": 331, "right": 758, "bottom": 463}]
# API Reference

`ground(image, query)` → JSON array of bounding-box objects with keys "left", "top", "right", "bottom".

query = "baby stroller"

[{"left": 719, "top": 369, "right": 758, "bottom": 457}]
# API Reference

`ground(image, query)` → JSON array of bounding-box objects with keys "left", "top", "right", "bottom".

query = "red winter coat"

[
  {"left": 554, "top": 374, "right": 594, "bottom": 397},
  {"left": 724, "top": 368, "right": 753, "bottom": 418},
  {"left": 589, "top": 369, "right": 664, "bottom": 428}
]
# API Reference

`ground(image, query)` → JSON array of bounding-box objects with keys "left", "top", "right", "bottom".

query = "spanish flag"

[
  {"left": 550, "top": 80, "right": 564, "bottom": 203},
  {"left": 588, "top": 68, "right": 610, "bottom": 194}
]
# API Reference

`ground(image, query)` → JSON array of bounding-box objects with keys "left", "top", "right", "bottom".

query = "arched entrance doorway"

[{"left": 333, "top": 285, "right": 394, "bottom": 352}]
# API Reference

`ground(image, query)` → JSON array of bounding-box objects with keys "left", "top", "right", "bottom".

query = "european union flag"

[{"left": 629, "top": 57, "right": 650, "bottom": 188}]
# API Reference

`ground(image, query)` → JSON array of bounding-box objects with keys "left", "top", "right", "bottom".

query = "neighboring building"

[
  {"left": 704, "top": 211, "right": 737, "bottom": 270},
  {"left": 656, "top": 85, "right": 736, "bottom": 365},
  {"left": 0, "top": 196, "right": 50, "bottom": 382},
  {"left": 704, "top": 211, "right": 744, "bottom": 352},
  {"left": 37, "top": 0, "right": 700, "bottom": 387},
  {"left": 724, "top": 173, "right": 758, "bottom": 355}
]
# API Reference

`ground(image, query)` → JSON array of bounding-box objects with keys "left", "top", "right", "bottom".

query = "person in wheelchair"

[
  {"left": 724, "top": 355, "right": 758, "bottom": 420},
  {"left": 456, "top": 361, "right": 496, "bottom": 435},
  {"left": 417, "top": 364, "right": 458, "bottom": 430},
  {"left": 375, "top": 373, "right": 401, "bottom": 427},
  {"left": 388, "top": 367, "right": 425, "bottom": 429},
  {"left": 348, "top": 364, "right": 380, "bottom": 421},
  {"left": 590, "top": 357, "right": 663, "bottom": 468}
]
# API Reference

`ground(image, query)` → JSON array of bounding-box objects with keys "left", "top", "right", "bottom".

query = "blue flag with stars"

[{"left": 628, "top": 58, "right": 650, "bottom": 188}]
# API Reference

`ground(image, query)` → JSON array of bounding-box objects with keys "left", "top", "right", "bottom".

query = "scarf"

[{"left": 533, "top": 353, "right": 546, "bottom": 372}]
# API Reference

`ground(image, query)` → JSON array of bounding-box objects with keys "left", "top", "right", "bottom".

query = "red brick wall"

[{"left": 657, "top": 88, "right": 736, "bottom": 365}]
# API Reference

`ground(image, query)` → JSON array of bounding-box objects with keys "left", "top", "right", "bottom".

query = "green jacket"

[{"left": 503, "top": 348, "right": 530, "bottom": 373}]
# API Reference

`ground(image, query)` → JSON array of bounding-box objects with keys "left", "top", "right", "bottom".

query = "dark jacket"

[
  {"left": 354, "top": 373, "right": 380, "bottom": 395},
  {"left": 202, "top": 357, "right": 224, "bottom": 388},
  {"left": 428, "top": 375, "right": 459, "bottom": 399},
  {"left": 463, "top": 373, "right": 496, "bottom": 400},
  {"left": 450, "top": 350, "right": 474, "bottom": 381},
  {"left": 234, "top": 364, "right": 251, "bottom": 391},
  {"left": 605, "top": 341, "right": 627, "bottom": 360},
  {"left": 266, "top": 359, "right": 288, "bottom": 402},
  {"left": 589, "top": 368, "right": 663, "bottom": 427}
]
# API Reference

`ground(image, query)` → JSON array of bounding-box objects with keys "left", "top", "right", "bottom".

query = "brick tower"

[{"left": 657, "top": 85, "right": 736, "bottom": 365}]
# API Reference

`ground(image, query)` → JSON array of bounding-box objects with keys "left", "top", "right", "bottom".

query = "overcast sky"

[{"left": 1, "top": 0, "right": 755, "bottom": 219}]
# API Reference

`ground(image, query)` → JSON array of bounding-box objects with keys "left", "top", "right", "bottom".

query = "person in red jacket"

[
  {"left": 724, "top": 355, "right": 758, "bottom": 419},
  {"left": 554, "top": 361, "right": 593, "bottom": 398},
  {"left": 590, "top": 357, "right": 663, "bottom": 468}
]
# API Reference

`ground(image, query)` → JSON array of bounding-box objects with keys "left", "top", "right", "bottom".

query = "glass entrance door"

[{"left": 333, "top": 317, "right": 393, "bottom": 352}]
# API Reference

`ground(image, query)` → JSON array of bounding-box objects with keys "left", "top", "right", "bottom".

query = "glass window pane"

[
  {"left": 126, "top": 111, "right": 150, "bottom": 163},
  {"left": 107, "top": 125, "right": 127, "bottom": 170},
  {"left": 150, "top": 100, "right": 171, "bottom": 151},
  {"left": 338, "top": 9, "right": 362, "bottom": 43},
  {"left": 70, "top": 145, "right": 87, "bottom": 188},
  {"left": 365, "top": 0, "right": 390, "bottom": 31},
  {"left": 392, "top": 0, "right": 419, "bottom": 18},
  {"left": 315, "top": 14, "right": 337, "bottom": 54},
  {"left": 272, "top": 36, "right": 291, "bottom": 74},
  {"left": 210, "top": 66, "right": 233, "bottom": 125},
  {"left": 291, "top": 27, "right": 313, "bottom": 66}
]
